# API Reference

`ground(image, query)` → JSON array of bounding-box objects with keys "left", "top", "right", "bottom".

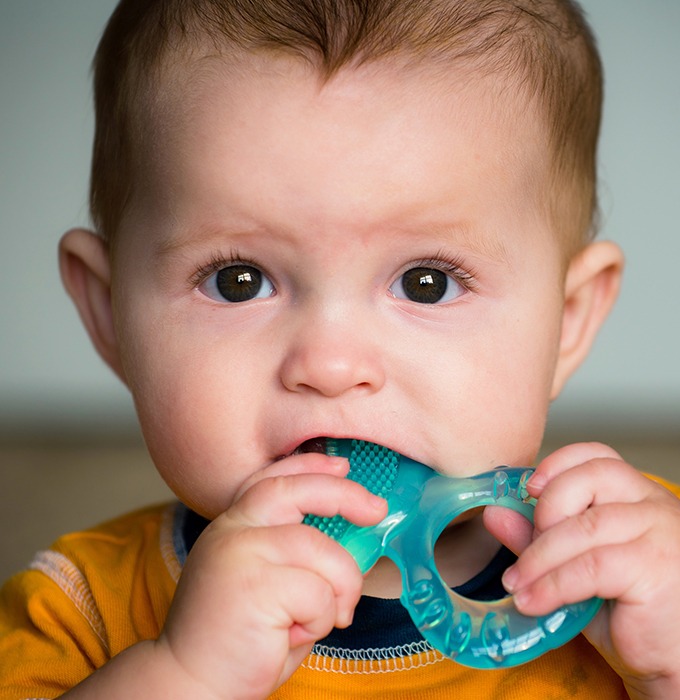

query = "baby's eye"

[
  {"left": 390, "top": 266, "right": 465, "bottom": 304},
  {"left": 200, "top": 264, "right": 275, "bottom": 303}
]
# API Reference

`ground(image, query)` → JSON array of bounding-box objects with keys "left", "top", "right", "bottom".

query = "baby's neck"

[{"left": 360, "top": 511, "right": 501, "bottom": 599}]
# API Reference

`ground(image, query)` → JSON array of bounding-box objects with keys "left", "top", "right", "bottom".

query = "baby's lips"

[
  {"left": 275, "top": 435, "right": 423, "bottom": 468},
  {"left": 274, "top": 436, "right": 329, "bottom": 462}
]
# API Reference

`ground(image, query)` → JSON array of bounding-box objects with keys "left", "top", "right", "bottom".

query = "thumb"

[{"left": 483, "top": 506, "right": 534, "bottom": 555}]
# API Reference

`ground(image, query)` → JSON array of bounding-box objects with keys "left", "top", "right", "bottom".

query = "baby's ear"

[
  {"left": 59, "top": 228, "right": 126, "bottom": 383},
  {"left": 551, "top": 240, "right": 624, "bottom": 399}
]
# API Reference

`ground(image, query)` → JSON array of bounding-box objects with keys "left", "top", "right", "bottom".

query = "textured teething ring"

[{"left": 304, "top": 438, "right": 603, "bottom": 669}]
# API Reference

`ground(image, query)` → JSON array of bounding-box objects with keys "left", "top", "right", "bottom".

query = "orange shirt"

[{"left": 3, "top": 475, "right": 677, "bottom": 699}]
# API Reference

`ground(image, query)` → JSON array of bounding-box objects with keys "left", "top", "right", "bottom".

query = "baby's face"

[{"left": 111, "top": 55, "right": 567, "bottom": 518}]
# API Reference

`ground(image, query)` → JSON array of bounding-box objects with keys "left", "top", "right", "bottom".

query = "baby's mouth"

[
  {"left": 294, "top": 437, "right": 327, "bottom": 455},
  {"left": 278, "top": 436, "right": 328, "bottom": 460}
]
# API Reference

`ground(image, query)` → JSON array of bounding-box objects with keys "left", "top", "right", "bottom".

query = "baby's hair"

[{"left": 91, "top": 0, "right": 602, "bottom": 254}]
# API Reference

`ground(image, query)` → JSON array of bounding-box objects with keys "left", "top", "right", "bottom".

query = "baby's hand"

[
  {"left": 158, "top": 454, "right": 387, "bottom": 700},
  {"left": 492, "top": 443, "right": 680, "bottom": 699}
]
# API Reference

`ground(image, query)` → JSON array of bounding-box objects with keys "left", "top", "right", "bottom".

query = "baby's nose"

[{"left": 279, "top": 325, "right": 386, "bottom": 397}]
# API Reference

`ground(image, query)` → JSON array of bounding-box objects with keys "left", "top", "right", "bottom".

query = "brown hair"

[{"left": 90, "top": 0, "right": 603, "bottom": 253}]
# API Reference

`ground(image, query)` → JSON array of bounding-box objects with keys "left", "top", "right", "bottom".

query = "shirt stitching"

[
  {"left": 28, "top": 550, "right": 109, "bottom": 653},
  {"left": 304, "top": 641, "right": 447, "bottom": 674}
]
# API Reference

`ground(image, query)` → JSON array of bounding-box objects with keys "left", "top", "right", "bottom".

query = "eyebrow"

[
  {"left": 403, "top": 221, "right": 510, "bottom": 265},
  {"left": 155, "top": 223, "right": 267, "bottom": 258},
  {"left": 155, "top": 218, "right": 510, "bottom": 265}
]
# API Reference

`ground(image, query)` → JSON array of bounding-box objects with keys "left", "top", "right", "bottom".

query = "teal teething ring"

[{"left": 304, "top": 438, "right": 603, "bottom": 669}]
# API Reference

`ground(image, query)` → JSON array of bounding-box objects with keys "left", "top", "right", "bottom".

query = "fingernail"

[
  {"left": 330, "top": 457, "right": 350, "bottom": 472},
  {"left": 502, "top": 565, "right": 519, "bottom": 593},
  {"left": 527, "top": 472, "right": 546, "bottom": 493},
  {"left": 369, "top": 494, "right": 387, "bottom": 510},
  {"left": 338, "top": 609, "right": 355, "bottom": 629},
  {"left": 513, "top": 588, "right": 531, "bottom": 610}
]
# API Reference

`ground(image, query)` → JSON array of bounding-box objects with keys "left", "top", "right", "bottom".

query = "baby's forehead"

[
  {"left": 123, "top": 42, "right": 580, "bottom": 259},
  {"left": 141, "top": 50, "right": 553, "bottom": 197},
  {"left": 128, "top": 52, "right": 562, "bottom": 253},
  {"left": 149, "top": 48, "right": 546, "bottom": 166},
  {"left": 154, "top": 46, "right": 540, "bottom": 127},
  {"left": 91, "top": 1, "right": 600, "bottom": 252}
]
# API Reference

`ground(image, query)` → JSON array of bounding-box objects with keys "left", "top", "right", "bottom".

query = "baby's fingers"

[
  {"left": 509, "top": 540, "right": 646, "bottom": 615},
  {"left": 532, "top": 456, "right": 654, "bottom": 534},
  {"left": 169, "top": 519, "right": 367, "bottom": 693},
  {"left": 271, "top": 565, "right": 347, "bottom": 644},
  {"left": 229, "top": 471, "right": 388, "bottom": 529},
  {"left": 252, "top": 523, "right": 366, "bottom": 627},
  {"left": 483, "top": 506, "right": 533, "bottom": 555},
  {"left": 233, "top": 452, "right": 350, "bottom": 501},
  {"left": 503, "top": 501, "right": 654, "bottom": 614},
  {"left": 530, "top": 442, "right": 623, "bottom": 496}
]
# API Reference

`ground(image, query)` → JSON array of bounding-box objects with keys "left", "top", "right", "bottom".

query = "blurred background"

[{"left": 1, "top": 1, "right": 678, "bottom": 583}]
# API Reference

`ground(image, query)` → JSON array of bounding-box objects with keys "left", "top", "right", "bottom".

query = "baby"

[{"left": 2, "top": 1, "right": 680, "bottom": 698}]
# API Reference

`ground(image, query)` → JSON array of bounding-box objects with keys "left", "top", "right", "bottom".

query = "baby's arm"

[
  {"left": 61, "top": 455, "right": 387, "bottom": 700},
  {"left": 493, "top": 443, "right": 680, "bottom": 700}
]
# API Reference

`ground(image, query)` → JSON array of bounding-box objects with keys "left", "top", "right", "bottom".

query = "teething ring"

[{"left": 304, "top": 438, "right": 603, "bottom": 669}]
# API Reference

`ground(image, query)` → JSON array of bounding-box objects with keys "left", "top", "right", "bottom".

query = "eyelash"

[
  {"left": 189, "top": 250, "right": 262, "bottom": 289},
  {"left": 402, "top": 253, "right": 479, "bottom": 293},
  {"left": 189, "top": 250, "right": 478, "bottom": 294}
]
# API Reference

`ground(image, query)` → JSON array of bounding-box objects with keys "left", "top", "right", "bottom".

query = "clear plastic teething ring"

[{"left": 304, "top": 438, "right": 603, "bottom": 669}]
